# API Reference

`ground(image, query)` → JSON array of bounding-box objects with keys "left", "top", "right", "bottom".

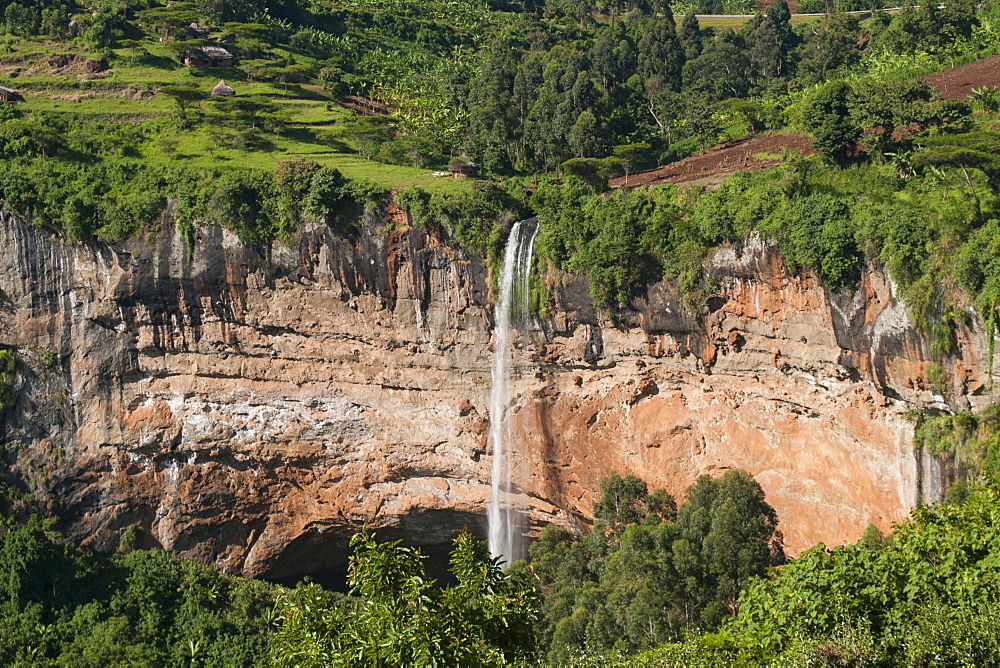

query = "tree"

[
  {"left": 849, "top": 79, "right": 935, "bottom": 155},
  {"left": 214, "top": 95, "right": 280, "bottom": 130},
  {"left": 159, "top": 86, "right": 207, "bottom": 120},
  {"left": 140, "top": 3, "right": 199, "bottom": 43},
  {"left": 802, "top": 80, "right": 859, "bottom": 167},
  {"left": 682, "top": 41, "right": 752, "bottom": 102},
  {"left": 208, "top": 169, "right": 279, "bottom": 243},
  {"left": 589, "top": 24, "right": 635, "bottom": 93},
  {"left": 276, "top": 158, "right": 321, "bottom": 200},
  {"left": 274, "top": 63, "right": 310, "bottom": 92},
  {"left": 272, "top": 530, "right": 539, "bottom": 666},
  {"left": 798, "top": 13, "right": 862, "bottom": 83},
  {"left": 765, "top": 0, "right": 795, "bottom": 78},
  {"left": 680, "top": 11, "right": 702, "bottom": 61},
  {"left": 530, "top": 470, "right": 780, "bottom": 659},
  {"left": 743, "top": 0, "right": 798, "bottom": 83},
  {"left": 304, "top": 166, "right": 358, "bottom": 232},
  {"left": 595, "top": 473, "right": 651, "bottom": 532},
  {"left": 274, "top": 158, "right": 322, "bottom": 232},
  {"left": 80, "top": 0, "right": 126, "bottom": 49},
  {"left": 674, "top": 470, "right": 785, "bottom": 625},
  {"left": 465, "top": 40, "right": 521, "bottom": 174},
  {"left": 686, "top": 102, "right": 722, "bottom": 151},
  {"left": 199, "top": 0, "right": 301, "bottom": 23},
  {"left": 878, "top": 0, "right": 978, "bottom": 57},
  {"left": 560, "top": 157, "right": 622, "bottom": 193},
  {"left": 568, "top": 110, "right": 600, "bottom": 158},
  {"left": 715, "top": 98, "right": 765, "bottom": 134},
  {"left": 612, "top": 143, "right": 652, "bottom": 185},
  {"left": 635, "top": 16, "right": 683, "bottom": 93}
]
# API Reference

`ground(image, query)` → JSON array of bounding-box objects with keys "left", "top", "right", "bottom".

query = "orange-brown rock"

[{"left": 0, "top": 208, "right": 992, "bottom": 582}]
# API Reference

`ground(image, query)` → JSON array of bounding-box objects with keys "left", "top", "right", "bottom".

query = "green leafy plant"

[
  {"left": 272, "top": 529, "right": 539, "bottom": 666},
  {"left": 0, "top": 349, "right": 16, "bottom": 410}
]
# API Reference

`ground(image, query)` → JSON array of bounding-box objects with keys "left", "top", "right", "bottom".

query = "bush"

[{"left": 209, "top": 169, "right": 280, "bottom": 244}]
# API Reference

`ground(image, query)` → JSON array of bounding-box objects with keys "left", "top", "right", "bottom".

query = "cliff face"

[{"left": 0, "top": 208, "right": 993, "bottom": 580}]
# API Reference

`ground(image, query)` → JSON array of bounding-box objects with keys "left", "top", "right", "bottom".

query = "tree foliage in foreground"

[
  {"left": 272, "top": 529, "right": 540, "bottom": 666},
  {"left": 0, "top": 518, "right": 278, "bottom": 666},
  {"left": 639, "top": 482, "right": 1000, "bottom": 666},
  {"left": 529, "top": 470, "right": 784, "bottom": 663}
]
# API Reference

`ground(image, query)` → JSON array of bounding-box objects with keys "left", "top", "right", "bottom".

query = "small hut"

[
  {"left": 449, "top": 160, "right": 479, "bottom": 179},
  {"left": 0, "top": 85, "right": 23, "bottom": 104},
  {"left": 187, "top": 22, "right": 211, "bottom": 39},
  {"left": 211, "top": 79, "right": 235, "bottom": 97},
  {"left": 182, "top": 46, "right": 234, "bottom": 68}
]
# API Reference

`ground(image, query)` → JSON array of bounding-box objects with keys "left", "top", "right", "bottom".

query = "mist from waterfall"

[{"left": 487, "top": 218, "right": 539, "bottom": 566}]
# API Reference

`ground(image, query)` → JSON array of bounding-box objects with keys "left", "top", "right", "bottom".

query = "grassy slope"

[{"left": 1, "top": 35, "right": 471, "bottom": 195}]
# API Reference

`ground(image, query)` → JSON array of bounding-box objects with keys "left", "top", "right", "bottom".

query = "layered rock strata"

[{"left": 0, "top": 208, "right": 993, "bottom": 580}]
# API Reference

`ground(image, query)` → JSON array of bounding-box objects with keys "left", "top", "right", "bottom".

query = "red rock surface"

[{"left": 0, "top": 209, "right": 989, "bottom": 581}]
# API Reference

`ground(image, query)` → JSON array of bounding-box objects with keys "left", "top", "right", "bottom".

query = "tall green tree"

[
  {"left": 798, "top": 12, "right": 863, "bottom": 83},
  {"left": 682, "top": 41, "right": 752, "bottom": 102},
  {"left": 635, "top": 15, "right": 684, "bottom": 93},
  {"left": 273, "top": 530, "right": 539, "bottom": 666},
  {"left": 595, "top": 473, "right": 676, "bottom": 535},
  {"left": 530, "top": 470, "right": 782, "bottom": 658},
  {"left": 680, "top": 11, "right": 702, "bottom": 61},
  {"left": 159, "top": 85, "right": 207, "bottom": 120},
  {"left": 802, "top": 80, "right": 860, "bottom": 167},
  {"left": 674, "top": 470, "right": 785, "bottom": 625}
]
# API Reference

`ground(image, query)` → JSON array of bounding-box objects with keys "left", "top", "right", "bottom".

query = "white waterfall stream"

[{"left": 487, "top": 218, "right": 539, "bottom": 566}]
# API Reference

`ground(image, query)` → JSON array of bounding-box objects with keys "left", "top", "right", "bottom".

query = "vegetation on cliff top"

[
  {"left": 1, "top": 0, "right": 998, "bottom": 249},
  {"left": 5, "top": 0, "right": 998, "bottom": 362}
]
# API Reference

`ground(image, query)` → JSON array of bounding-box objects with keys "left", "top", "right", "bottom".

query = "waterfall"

[{"left": 488, "top": 218, "right": 539, "bottom": 566}]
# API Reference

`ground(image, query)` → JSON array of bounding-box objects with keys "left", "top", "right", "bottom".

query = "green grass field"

[{"left": 0, "top": 35, "right": 471, "bottom": 195}]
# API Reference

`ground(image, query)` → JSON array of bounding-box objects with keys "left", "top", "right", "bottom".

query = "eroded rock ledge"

[{"left": 0, "top": 208, "right": 993, "bottom": 581}]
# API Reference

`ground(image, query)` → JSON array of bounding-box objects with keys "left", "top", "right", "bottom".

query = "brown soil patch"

[
  {"left": 608, "top": 131, "right": 816, "bottom": 190},
  {"left": 336, "top": 95, "right": 392, "bottom": 116},
  {"left": 924, "top": 54, "right": 1000, "bottom": 100},
  {"left": 1, "top": 51, "right": 110, "bottom": 81}
]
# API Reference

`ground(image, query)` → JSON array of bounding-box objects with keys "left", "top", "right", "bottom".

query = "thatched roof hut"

[
  {"left": 182, "top": 46, "right": 233, "bottom": 68},
  {"left": 449, "top": 160, "right": 479, "bottom": 179},
  {"left": 211, "top": 79, "right": 235, "bottom": 97},
  {"left": 187, "top": 22, "right": 211, "bottom": 38}
]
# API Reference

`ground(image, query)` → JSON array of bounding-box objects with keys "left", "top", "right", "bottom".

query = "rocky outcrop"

[{"left": 0, "top": 208, "right": 994, "bottom": 581}]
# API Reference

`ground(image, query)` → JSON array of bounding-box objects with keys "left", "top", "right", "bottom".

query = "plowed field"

[
  {"left": 608, "top": 132, "right": 816, "bottom": 190},
  {"left": 925, "top": 54, "right": 1000, "bottom": 99}
]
